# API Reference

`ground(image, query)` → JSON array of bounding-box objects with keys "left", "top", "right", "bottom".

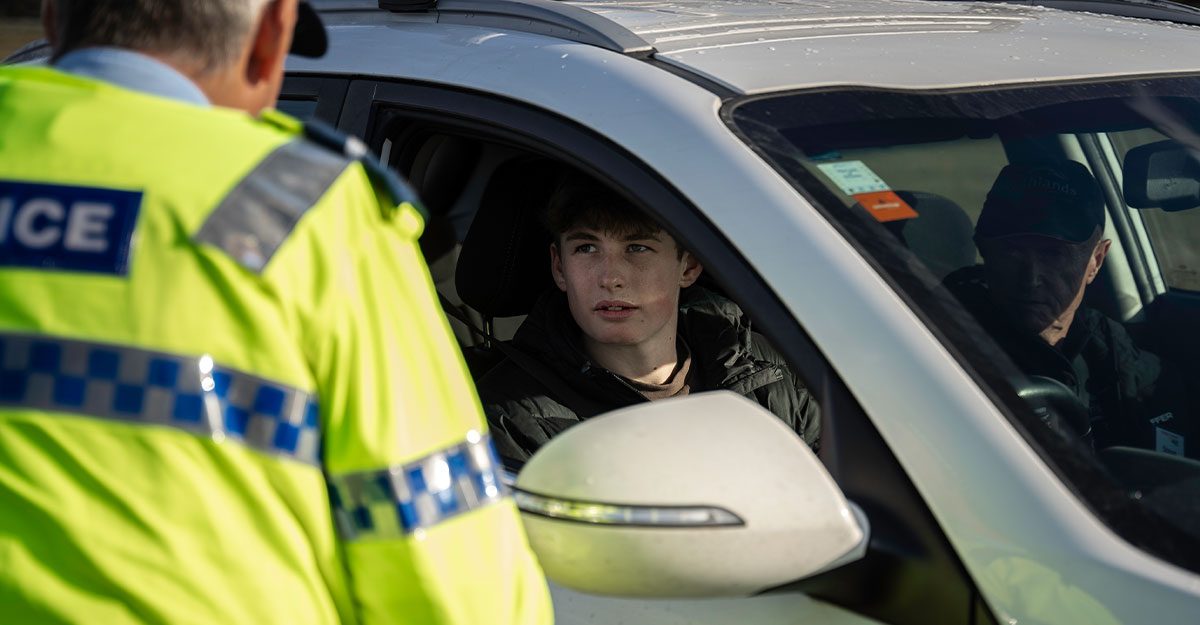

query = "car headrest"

[
  {"left": 406, "top": 135, "right": 482, "bottom": 218},
  {"left": 399, "top": 134, "right": 481, "bottom": 261},
  {"left": 456, "top": 156, "right": 563, "bottom": 318},
  {"left": 882, "top": 190, "right": 976, "bottom": 280}
]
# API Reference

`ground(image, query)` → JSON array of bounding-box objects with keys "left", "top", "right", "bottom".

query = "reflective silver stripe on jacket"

[
  {"left": 194, "top": 139, "right": 350, "bottom": 272},
  {"left": 0, "top": 332, "right": 320, "bottom": 464},
  {"left": 329, "top": 431, "right": 508, "bottom": 540}
]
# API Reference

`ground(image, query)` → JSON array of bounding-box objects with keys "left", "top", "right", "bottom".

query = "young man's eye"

[
  {"left": 627, "top": 244, "right": 651, "bottom": 253},
  {"left": 573, "top": 243, "right": 597, "bottom": 254}
]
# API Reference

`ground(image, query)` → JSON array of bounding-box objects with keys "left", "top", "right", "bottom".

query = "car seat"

[
  {"left": 884, "top": 190, "right": 977, "bottom": 280},
  {"left": 401, "top": 134, "right": 482, "bottom": 259},
  {"left": 455, "top": 155, "right": 564, "bottom": 376}
]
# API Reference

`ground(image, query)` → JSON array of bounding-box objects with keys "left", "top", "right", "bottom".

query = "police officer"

[{"left": 0, "top": 2, "right": 553, "bottom": 624}]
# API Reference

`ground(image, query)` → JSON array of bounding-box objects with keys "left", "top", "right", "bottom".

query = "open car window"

[{"left": 727, "top": 76, "right": 1200, "bottom": 573}]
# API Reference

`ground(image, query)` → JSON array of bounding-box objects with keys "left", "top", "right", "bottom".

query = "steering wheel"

[{"left": 1015, "top": 375, "right": 1092, "bottom": 442}]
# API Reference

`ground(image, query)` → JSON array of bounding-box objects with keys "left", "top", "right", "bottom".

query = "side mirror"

[
  {"left": 514, "top": 391, "right": 868, "bottom": 598},
  {"left": 1123, "top": 139, "right": 1200, "bottom": 212}
]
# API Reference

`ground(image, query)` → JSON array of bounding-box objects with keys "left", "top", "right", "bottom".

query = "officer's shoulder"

[{"left": 258, "top": 111, "right": 424, "bottom": 218}]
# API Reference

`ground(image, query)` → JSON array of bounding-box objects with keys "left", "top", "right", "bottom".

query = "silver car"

[{"left": 285, "top": 1, "right": 1200, "bottom": 623}]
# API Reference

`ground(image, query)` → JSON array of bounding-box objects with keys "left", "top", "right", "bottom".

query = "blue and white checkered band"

[
  {"left": 329, "top": 432, "right": 508, "bottom": 540},
  {"left": 0, "top": 332, "right": 320, "bottom": 465}
]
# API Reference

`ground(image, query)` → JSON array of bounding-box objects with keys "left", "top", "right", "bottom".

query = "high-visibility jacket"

[{"left": 0, "top": 65, "right": 552, "bottom": 625}]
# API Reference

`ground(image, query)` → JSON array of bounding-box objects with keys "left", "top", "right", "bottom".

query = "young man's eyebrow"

[
  {"left": 560, "top": 229, "right": 662, "bottom": 242},
  {"left": 622, "top": 231, "right": 662, "bottom": 242}
]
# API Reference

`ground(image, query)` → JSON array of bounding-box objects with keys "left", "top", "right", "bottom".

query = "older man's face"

[{"left": 978, "top": 234, "right": 1098, "bottom": 342}]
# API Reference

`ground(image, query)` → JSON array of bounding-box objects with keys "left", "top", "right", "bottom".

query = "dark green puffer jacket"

[{"left": 477, "top": 288, "right": 821, "bottom": 463}]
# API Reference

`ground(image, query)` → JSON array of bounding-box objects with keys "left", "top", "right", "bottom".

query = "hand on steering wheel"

[{"left": 1015, "top": 375, "right": 1092, "bottom": 443}]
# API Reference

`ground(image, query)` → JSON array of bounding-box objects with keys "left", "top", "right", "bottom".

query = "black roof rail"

[
  {"left": 312, "top": 0, "right": 381, "bottom": 10},
  {"left": 316, "top": 0, "right": 654, "bottom": 56},
  {"left": 939, "top": 0, "right": 1200, "bottom": 26}
]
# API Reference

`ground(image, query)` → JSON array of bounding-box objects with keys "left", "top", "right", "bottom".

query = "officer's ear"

[{"left": 244, "top": 0, "right": 297, "bottom": 111}]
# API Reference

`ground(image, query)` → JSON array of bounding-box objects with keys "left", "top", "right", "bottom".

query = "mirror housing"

[
  {"left": 515, "top": 391, "right": 868, "bottom": 598},
  {"left": 1123, "top": 139, "right": 1200, "bottom": 212}
]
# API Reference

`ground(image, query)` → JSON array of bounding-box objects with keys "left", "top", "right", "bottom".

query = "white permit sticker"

[
  {"left": 1156, "top": 427, "right": 1185, "bottom": 457},
  {"left": 816, "top": 160, "right": 891, "bottom": 196}
]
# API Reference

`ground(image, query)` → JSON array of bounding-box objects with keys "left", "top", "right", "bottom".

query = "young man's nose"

[{"left": 597, "top": 255, "right": 626, "bottom": 289}]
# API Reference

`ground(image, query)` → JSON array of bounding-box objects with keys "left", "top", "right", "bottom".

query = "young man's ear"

[
  {"left": 1085, "top": 238, "right": 1113, "bottom": 284},
  {"left": 679, "top": 251, "right": 703, "bottom": 288},
  {"left": 550, "top": 243, "right": 568, "bottom": 292}
]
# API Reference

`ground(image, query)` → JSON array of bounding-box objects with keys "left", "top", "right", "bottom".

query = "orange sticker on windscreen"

[
  {"left": 852, "top": 190, "right": 918, "bottom": 223},
  {"left": 814, "top": 160, "right": 918, "bottom": 223}
]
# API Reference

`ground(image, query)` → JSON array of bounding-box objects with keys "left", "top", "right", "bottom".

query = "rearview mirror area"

[
  {"left": 1123, "top": 139, "right": 1200, "bottom": 212},
  {"left": 514, "top": 391, "right": 868, "bottom": 598}
]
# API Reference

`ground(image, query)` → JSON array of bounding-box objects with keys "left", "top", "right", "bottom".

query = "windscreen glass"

[{"left": 729, "top": 76, "right": 1200, "bottom": 571}]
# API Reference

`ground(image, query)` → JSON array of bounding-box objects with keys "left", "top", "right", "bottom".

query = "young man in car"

[
  {"left": 945, "top": 160, "right": 1193, "bottom": 455},
  {"left": 477, "top": 172, "right": 821, "bottom": 463}
]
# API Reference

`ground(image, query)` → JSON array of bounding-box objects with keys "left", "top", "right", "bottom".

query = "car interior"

[
  {"left": 382, "top": 121, "right": 754, "bottom": 382},
  {"left": 381, "top": 98, "right": 1200, "bottom": 481},
  {"left": 379, "top": 119, "right": 1001, "bottom": 625},
  {"left": 274, "top": 77, "right": 1200, "bottom": 617},
  {"left": 734, "top": 84, "right": 1200, "bottom": 549}
]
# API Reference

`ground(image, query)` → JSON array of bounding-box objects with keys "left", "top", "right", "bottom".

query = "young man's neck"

[{"left": 584, "top": 334, "right": 680, "bottom": 385}]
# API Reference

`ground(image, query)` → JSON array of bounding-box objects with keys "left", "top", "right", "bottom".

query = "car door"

[{"left": 332, "top": 76, "right": 995, "bottom": 625}]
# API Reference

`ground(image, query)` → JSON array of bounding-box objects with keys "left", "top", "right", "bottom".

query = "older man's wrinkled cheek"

[{"left": 986, "top": 260, "right": 1087, "bottom": 336}]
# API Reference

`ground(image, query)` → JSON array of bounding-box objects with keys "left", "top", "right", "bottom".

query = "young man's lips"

[
  {"left": 594, "top": 301, "right": 636, "bottom": 311},
  {"left": 594, "top": 301, "right": 637, "bottom": 319}
]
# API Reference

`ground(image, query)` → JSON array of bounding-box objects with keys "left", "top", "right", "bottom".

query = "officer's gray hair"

[{"left": 50, "top": 0, "right": 273, "bottom": 72}]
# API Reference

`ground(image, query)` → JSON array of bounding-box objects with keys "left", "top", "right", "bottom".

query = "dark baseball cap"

[
  {"left": 291, "top": 2, "right": 328, "bottom": 58},
  {"left": 975, "top": 161, "right": 1106, "bottom": 244}
]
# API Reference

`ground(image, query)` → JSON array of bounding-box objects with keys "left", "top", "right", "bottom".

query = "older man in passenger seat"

[{"left": 476, "top": 172, "right": 821, "bottom": 463}]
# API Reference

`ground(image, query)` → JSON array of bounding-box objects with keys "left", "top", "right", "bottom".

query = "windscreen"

[{"left": 729, "top": 76, "right": 1200, "bottom": 572}]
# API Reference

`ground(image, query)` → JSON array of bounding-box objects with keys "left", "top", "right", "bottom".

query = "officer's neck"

[{"left": 154, "top": 53, "right": 279, "bottom": 116}]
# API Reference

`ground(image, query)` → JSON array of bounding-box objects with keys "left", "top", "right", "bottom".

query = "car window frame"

[
  {"left": 721, "top": 78, "right": 1200, "bottom": 574},
  {"left": 279, "top": 74, "right": 349, "bottom": 125},
  {"left": 339, "top": 76, "right": 994, "bottom": 625}
]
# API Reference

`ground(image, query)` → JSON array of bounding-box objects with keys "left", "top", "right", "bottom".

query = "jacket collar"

[{"left": 512, "top": 287, "right": 780, "bottom": 399}]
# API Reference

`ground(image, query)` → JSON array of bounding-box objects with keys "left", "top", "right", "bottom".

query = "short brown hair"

[{"left": 543, "top": 171, "right": 684, "bottom": 258}]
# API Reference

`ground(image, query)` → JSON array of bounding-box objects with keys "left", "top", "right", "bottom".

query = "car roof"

[
  {"left": 307, "top": 0, "right": 1200, "bottom": 95},
  {"left": 569, "top": 0, "right": 1200, "bottom": 93}
]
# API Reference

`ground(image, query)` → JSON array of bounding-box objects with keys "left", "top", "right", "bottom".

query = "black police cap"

[{"left": 290, "top": 2, "right": 328, "bottom": 58}]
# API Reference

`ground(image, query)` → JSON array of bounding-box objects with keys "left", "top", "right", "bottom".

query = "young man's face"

[{"left": 551, "top": 226, "right": 702, "bottom": 351}]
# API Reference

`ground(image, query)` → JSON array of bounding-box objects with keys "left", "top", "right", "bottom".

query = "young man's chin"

[{"left": 584, "top": 327, "right": 648, "bottom": 347}]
